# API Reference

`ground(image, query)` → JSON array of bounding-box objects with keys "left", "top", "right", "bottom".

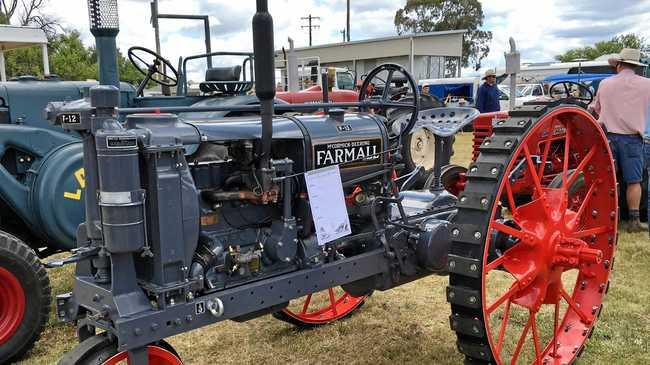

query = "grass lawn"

[{"left": 17, "top": 133, "right": 650, "bottom": 365}]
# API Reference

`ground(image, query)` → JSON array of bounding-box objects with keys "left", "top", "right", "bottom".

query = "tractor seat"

[{"left": 200, "top": 65, "right": 253, "bottom": 94}]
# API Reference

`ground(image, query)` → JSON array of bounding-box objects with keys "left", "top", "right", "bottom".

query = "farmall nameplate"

[{"left": 314, "top": 139, "right": 382, "bottom": 168}]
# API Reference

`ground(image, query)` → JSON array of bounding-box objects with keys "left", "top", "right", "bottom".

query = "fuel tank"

[{"left": 186, "top": 110, "right": 389, "bottom": 183}]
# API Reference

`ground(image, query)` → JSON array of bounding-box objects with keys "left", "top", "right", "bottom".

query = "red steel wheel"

[
  {"left": 274, "top": 287, "right": 368, "bottom": 326},
  {"left": 60, "top": 333, "right": 182, "bottom": 365},
  {"left": 0, "top": 267, "right": 26, "bottom": 345},
  {"left": 448, "top": 105, "right": 617, "bottom": 364},
  {"left": 103, "top": 345, "right": 183, "bottom": 365}
]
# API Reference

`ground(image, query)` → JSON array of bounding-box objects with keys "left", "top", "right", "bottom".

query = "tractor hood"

[
  {"left": 178, "top": 95, "right": 289, "bottom": 121},
  {"left": 185, "top": 116, "right": 304, "bottom": 141}
]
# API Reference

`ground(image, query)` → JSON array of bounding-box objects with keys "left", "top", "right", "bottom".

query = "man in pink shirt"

[{"left": 589, "top": 48, "right": 650, "bottom": 233}]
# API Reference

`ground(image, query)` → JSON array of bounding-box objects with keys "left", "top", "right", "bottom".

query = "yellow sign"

[{"left": 63, "top": 168, "right": 85, "bottom": 200}]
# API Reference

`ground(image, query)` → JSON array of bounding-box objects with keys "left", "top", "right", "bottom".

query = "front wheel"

[
  {"left": 0, "top": 231, "right": 51, "bottom": 364},
  {"left": 59, "top": 333, "right": 182, "bottom": 365}
]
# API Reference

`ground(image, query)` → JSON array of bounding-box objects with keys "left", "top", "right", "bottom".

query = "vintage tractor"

[
  {"left": 50, "top": 1, "right": 618, "bottom": 364},
  {"left": 0, "top": 13, "right": 455, "bottom": 362}
]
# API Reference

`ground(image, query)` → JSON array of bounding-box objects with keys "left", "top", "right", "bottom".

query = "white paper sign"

[{"left": 304, "top": 165, "right": 351, "bottom": 245}]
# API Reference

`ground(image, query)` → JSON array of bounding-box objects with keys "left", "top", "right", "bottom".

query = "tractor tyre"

[
  {"left": 0, "top": 230, "right": 51, "bottom": 364},
  {"left": 447, "top": 104, "right": 617, "bottom": 364}
]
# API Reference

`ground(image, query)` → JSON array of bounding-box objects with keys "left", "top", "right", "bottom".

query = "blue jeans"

[
  {"left": 645, "top": 143, "right": 650, "bottom": 228},
  {"left": 608, "top": 134, "right": 643, "bottom": 184}
]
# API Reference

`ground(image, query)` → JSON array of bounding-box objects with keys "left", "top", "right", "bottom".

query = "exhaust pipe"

[
  {"left": 87, "top": 0, "right": 120, "bottom": 87},
  {"left": 252, "top": 0, "right": 275, "bottom": 169}
]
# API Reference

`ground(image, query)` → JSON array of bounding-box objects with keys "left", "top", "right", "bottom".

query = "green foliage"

[
  {"left": 555, "top": 33, "right": 648, "bottom": 62},
  {"left": 4, "top": 45, "right": 44, "bottom": 77},
  {"left": 48, "top": 31, "right": 97, "bottom": 80},
  {"left": 394, "top": 0, "right": 493, "bottom": 70},
  {"left": 3, "top": 28, "right": 144, "bottom": 86}
]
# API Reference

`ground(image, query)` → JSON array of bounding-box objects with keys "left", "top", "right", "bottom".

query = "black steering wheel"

[
  {"left": 128, "top": 46, "right": 179, "bottom": 93},
  {"left": 358, "top": 63, "right": 420, "bottom": 140},
  {"left": 548, "top": 81, "right": 594, "bottom": 105}
]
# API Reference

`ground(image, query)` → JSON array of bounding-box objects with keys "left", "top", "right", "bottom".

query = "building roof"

[
  {"left": 276, "top": 29, "right": 466, "bottom": 64},
  {"left": 0, "top": 25, "right": 48, "bottom": 50},
  {"left": 288, "top": 30, "right": 467, "bottom": 52}
]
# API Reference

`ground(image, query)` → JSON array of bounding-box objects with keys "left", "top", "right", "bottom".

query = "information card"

[{"left": 304, "top": 165, "right": 352, "bottom": 245}]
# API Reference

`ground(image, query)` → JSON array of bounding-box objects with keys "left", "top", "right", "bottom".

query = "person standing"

[
  {"left": 646, "top": 111, "right": 650, "bottom": 237},
  {"left": 421, "top": 84, "right": 430, "bottom": 96},
  {"left": 589, "top": 48, "right": 650, "bottom": 233},
  {"left": 475, "top": 69, "right": 500, "bottom": 113}
]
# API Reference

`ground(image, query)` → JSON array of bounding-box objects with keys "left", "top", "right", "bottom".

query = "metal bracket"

[{"left": 45, "top": 246, "right": 101, "bottom": 268}]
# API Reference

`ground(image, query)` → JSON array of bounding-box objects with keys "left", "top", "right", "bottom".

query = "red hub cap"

[
  {"left": 281, "top": 287, "right": 367, "bottom": 325},
  {"left": 0, "top": 267, "right": 26, "bottom": 346},
  {"left": 483, "top": 108, "right": 616, "bottom": 364},
  {"left": 103, "top": 345, "right": 183, "bottom": 365}
]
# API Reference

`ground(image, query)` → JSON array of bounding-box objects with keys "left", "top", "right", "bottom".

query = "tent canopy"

[
  {"left": 543, "top": 73, "right": 612, "bottom": 83},
  {"left": 0, "top": 25, "right": 48, "bottom": 50},
  {"left": 0, "top": 25, "right": 50, "bottom": 82}
]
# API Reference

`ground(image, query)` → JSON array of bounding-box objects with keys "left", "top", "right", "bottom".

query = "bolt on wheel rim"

[
  {"left": 281, "top": 286, "right": 367, "bottom": 325},
  {"left": 103, "top": 345, "right": 183, "bottom": 365},
  {"left": 0, "top": 267, "right": 26, "bottom": 345},
  {"left": 409, "top": 128, "right": 435, "bottom": 170},
  {"left": 482, "top": 109, "right": 616, "bottom": 364}
]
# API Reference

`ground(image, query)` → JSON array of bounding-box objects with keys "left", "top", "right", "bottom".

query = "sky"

[{"left": 40, "top": 0, "right": 650, "bottom": 79}]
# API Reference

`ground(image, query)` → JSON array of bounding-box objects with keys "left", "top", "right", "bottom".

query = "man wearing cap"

[
  {"left": 589, "top": 48, "right": 650, "bottom": 233},
  {"left": 476, "top": 69, "right": 500, "bottom": 113}
]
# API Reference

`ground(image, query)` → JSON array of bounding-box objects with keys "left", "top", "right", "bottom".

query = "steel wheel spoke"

[
  {"left": 530, "top": 311, "right": 542, "bottom": 365},
  {"left": 523, "top": 144, "right": 544, "bottom": 199},
  {"left": 510, "top": 313, "right": 533, "bottom": 365},
  {"left": 537, "top": 138, "right": 552, "bottom": 179},
  {"left": 486, "top": 254, "right": 507, "bottom": 272},
  {"left": 566, "top": 145, "right": 596, "bottom": 189},
  {"left": 552, "top": 301, "right": 559, "bottom": 357},
  {"left": 560, "top": 287, "right": 590, "bottom": 323},
  {"left": 573, "top": 225, "right": 611, "bottom": 238},
  {"left": 575, "top": 182, "right": 596, "bottom": 220},
  {"left": 561, "top": 123, "right": 571, "bottom": 192},
  {"left": 300, "top": 294, "right": 312, "bottom": 315},
  {"left": 328, "top": 288, "right": 338, "bottom": 315},
  {"left": 495, "top": 299, "right": 512, "bottom": 354},
  {"left": 491, "top": 221, "right": 526, "bottom": 241},
  {"left": 487, "top": 284, "right": 518, "bottom": 314}
]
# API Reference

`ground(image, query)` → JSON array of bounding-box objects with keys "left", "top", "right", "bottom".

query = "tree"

[
  {"left": 4, "top": 29, "right": 147, "bottom": 86},
  {"left": 394, "top": 0, "right": 492, "bottom": 70},
  {"left": 555, "top": 34, "right": 647, "bottom": 62}
]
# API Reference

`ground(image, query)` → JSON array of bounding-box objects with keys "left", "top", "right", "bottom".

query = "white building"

[{"left": 275, "top": 30, "right": 465, "bottom": 84}]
